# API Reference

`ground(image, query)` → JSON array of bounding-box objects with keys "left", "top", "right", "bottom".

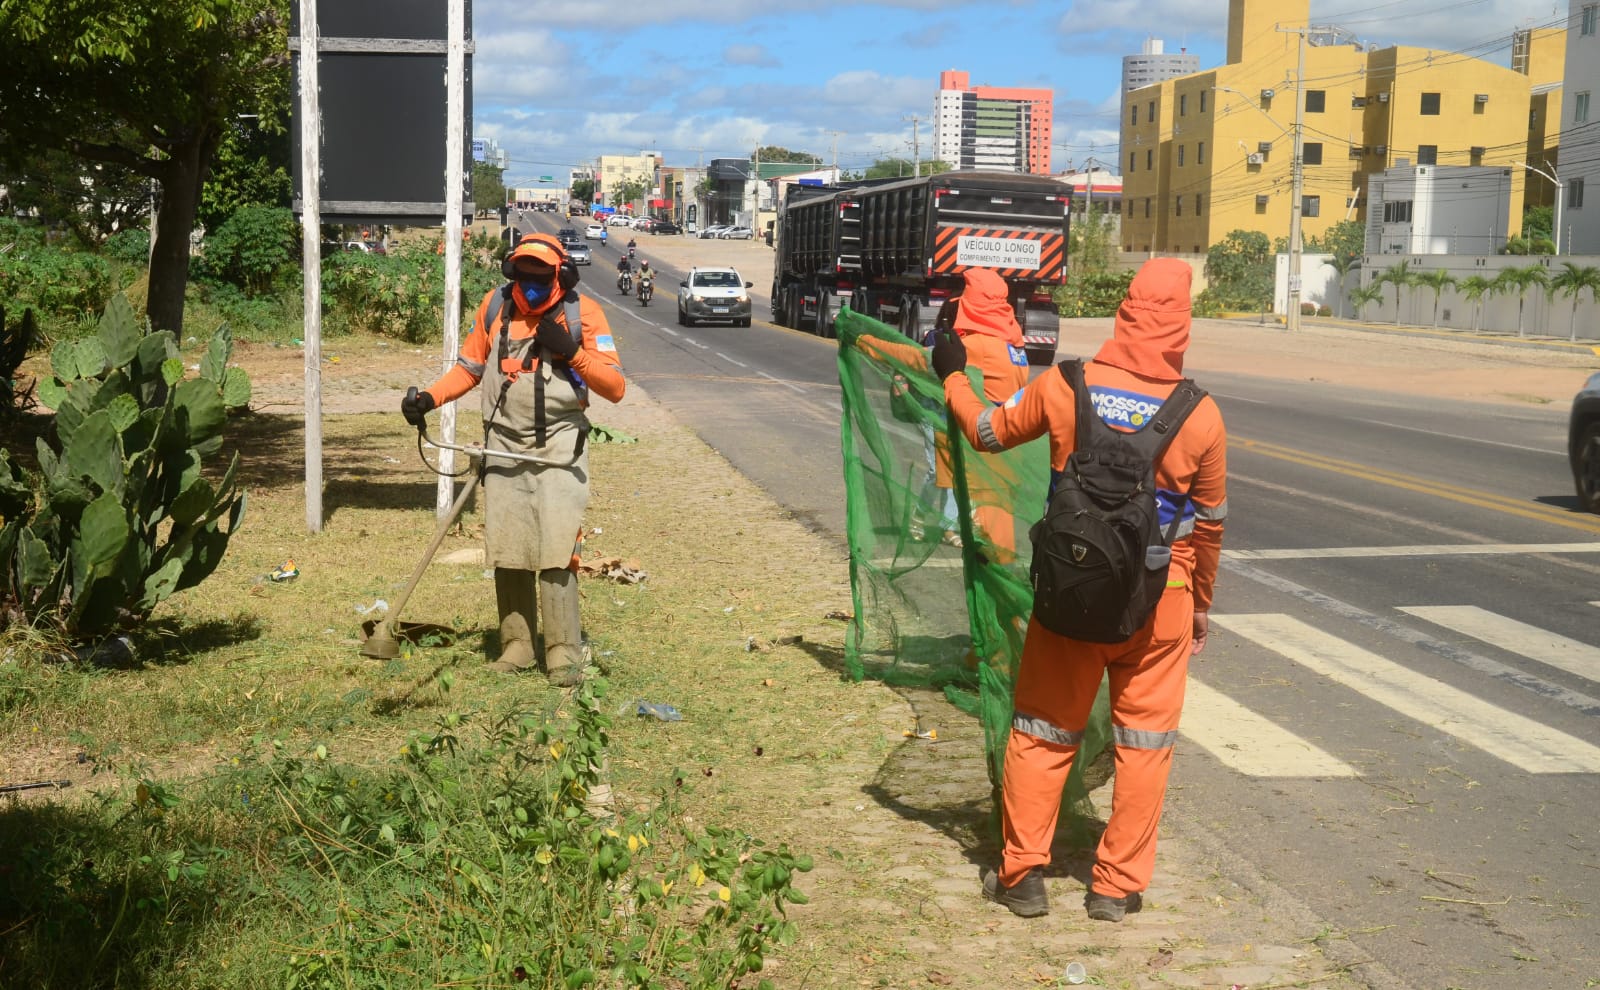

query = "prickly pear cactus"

[{"left": 0, "top": 294, "right": 251, "bottom": 640}]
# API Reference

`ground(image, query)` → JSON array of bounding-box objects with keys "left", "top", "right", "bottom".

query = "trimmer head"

[{"left": 360, "top": 619, "right": 400, "bottom": 660}]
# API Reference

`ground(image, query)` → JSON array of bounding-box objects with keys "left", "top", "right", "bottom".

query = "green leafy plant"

[
  {"left": 194, "top": 204, "right": 299, "bottom": 297},
  {"left": 103, "top": 227, "right": 152, "bottom": 265},
  {"left": 0, "top": 224, "right": 114, "bottom": 337},
  {"left": 1377, "top": 260, "right": 1415, "bottom": 326},
  {"left": 322, "top": 243, "right": 500, "bottom": 343},
  {"left": 1202, "top": 229, "right": 1273, "bottom": 312},
  {"left": 1055, "top": 270, "right": 1135, "bottom": 318},
  {"left": 1348, "top": 282, "right": 1385, "bottom": 321},
  {"left": 0, "top": 293, "right": 249, "bottom": 640}
]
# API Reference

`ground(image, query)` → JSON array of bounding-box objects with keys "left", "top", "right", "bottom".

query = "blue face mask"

[{"left": 520, "top": 278, "right": 555, "bottom": 306}]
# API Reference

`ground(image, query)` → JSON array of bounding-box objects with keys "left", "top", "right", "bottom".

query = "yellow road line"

[{"left": 1235, "top": 436, "right": 1600, "bottom": 535}]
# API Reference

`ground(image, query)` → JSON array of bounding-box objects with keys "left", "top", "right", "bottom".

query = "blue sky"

[{"left": 470, "top": 0, "right": 1564, "bottom": 185}]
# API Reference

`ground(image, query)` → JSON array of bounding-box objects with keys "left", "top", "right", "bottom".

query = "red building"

[{"left": 933, "top": 70, "right": 1053, "bottom": 175}]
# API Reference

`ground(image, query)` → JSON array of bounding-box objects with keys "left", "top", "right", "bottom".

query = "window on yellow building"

[
  {"left": 1305, "top": 90, "right": 1326, "bottom": 113},
  {"left": 1129, "top": 151, "right": 1136, "bottom": 172},
  {"left": 1145, "top": 198, "right": 1151, "bottom": 218},
  {"left": 1417, "top": 145, "right": 1437, "bottom": 165},
  {"left": 1178, "top": 145, "right": 1185, "bottom": 166},
  {"left": 1198, "top": 141, "right": 1206, "bottom": 164},
  {"left": 1176, "top": 197, "right": 1182, "bottom": 216},
  {"left": 1303, "top": 142, "right": 1323, "bottom": 165},
  {"left": 1420, "top": 92, "right": 1440, "bottom": 115},
  {"left": 1131, "top": 104, "right": 1138, "bottom": 125},
  {"left": 1200, "top": 90, "right": 1207, "bottom": 113},
  {"left": 1148, "top": 100, "right": 1155, "bottom": 120},
  {"left": 1180, "top": 93, "right": 1188, "bottom": 116},
  {"left": 1146, "top": 149, "right": 1153, "bottom": 170},
  {"left": 1303, "top": 195, "right": 1321, "bottom": 218},
  {"left": 1196, "top": 194, "right": 1203, "bottom": 215}
]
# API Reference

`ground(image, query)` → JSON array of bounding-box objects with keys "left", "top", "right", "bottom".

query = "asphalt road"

[{"left": 528, "top": 214, "right": 1600, "bottom": 989}]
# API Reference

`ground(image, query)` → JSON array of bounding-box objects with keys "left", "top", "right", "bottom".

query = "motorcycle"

[
  {"left": 637, "top": 274, "right": 654, "bottom": 306},
  {"left": 617, "top": 271, "right": 633, "bottom": 295}
]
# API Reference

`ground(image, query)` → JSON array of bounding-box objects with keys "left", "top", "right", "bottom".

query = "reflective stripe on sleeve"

[
  {"left": 1194, "top": 498, "right": 1228, "bottom": 521},
  {"left": 456, "top": 355, "right": 486, "bottom": 376},
  {"left": 1111, "top": 725, "right": 1179, "bottom": 750},
  {"left": 1012, "top": 712, "right": 1082, "bottom": 747},
  {"left": 976, "top": 408, "right": 1005, "bottom": 452},
  {"left": 1171, "top": 517, "right": 1195, "bottom": 540}
]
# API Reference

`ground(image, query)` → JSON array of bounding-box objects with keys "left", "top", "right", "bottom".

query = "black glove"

[
  {"left": 401, "top": 386, "right": 435, "bottom": 428},
  {"left": 930, "top": 330, "right": 968, "bottom": 382},
  {"left": 540, "top": 321, "right": 582, "bottom": 361}
]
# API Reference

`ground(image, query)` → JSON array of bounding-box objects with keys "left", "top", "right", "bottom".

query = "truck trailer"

[{"left": 770, "top": 170, "right": 1068, "bottom": 363}]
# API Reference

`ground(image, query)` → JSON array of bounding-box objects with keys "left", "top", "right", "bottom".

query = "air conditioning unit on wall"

[{"left": 1247, "top": 153, "right": 1265, "bottom": 165}]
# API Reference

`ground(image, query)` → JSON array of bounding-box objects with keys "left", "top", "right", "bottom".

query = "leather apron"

[{"left": 480, "top": 318, "right": 589, "bottom": 571}]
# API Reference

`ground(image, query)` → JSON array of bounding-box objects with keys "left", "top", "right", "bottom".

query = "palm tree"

[
  {"left": 1492, "top": 265, "right": 1549, "bottom": 338},
  {"left": 1348, "top": 282, "right": 1385, "bottom": 322},
  {"left": 1550, "top": 262, "right": 1600, "bottom": 342},
  {"left": 1377, "top": 261, "right": 1414, "bottom": 326},
  {"left": 1456, "top": 275, "right": 1494, "bottom": 332},
  {"left": 1322, "top": 253, "right": 1361, "bottom": 319},
  {"left": 1413, "top": 269, "right": 1456, "bottom": 328}
]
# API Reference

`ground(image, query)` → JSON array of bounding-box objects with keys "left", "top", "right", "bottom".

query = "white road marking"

[
  {"left": 686, "top": 338, "right": 709, "bottom": 350},
  {"left": 1209, "top": 391, "right": 1271, "bottom": 405},
  {"left": 758, "top": 370, "right": 807, "bottom": 394},
  {"left": 1352, "top": 417, "right": 1562, "bottom": 455},
  {"left": 716, "top": 352, "right": 749, "bottom": 368},
  {"left": 659, "top": 326, "right": 679, "bottom": 337},
  {"left": 1225, "top": 543, "right": 1600, "bottom": 560},
  {"left": 1213, "top": 613, "right": 1600, "bottom": 773},
  {"left": 1180, "top": 678, "right": 1359, "bottom": 777},
  {"left": 1398, "top": 605, "right": 1600, "bottom": 684}
]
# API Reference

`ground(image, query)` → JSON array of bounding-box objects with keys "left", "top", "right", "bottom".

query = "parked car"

[
  {"left": 567, "top": 241, "right": 593, "bottom": 265},
  {"left": 677, "top": 266, "right": 753, "bottom": 327},
  {"left": 631, "top": 216, "right": 655, "bottom": 230},
  {"left": 607, "top": 213, "right": 635, "bottom": 226},
  {"left": 1570, "top": 371, "right": 1600, "bottom": 513},
  {"left": 718, "top": 226, "right": 754, "bottom": 240},
  {"left": 697, "top": 225, "right": 730, "bottom": 239},
  {"left": 651, "top": 220, "right": 683, "bottom": 235}
]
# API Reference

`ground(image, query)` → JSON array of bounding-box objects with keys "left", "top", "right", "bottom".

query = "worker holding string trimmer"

[{"left": 401, "top": 232, "right": 625, "bottom": 684}]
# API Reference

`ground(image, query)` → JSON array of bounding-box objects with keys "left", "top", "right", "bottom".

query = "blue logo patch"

[
  {"left": 596, "top": 334, "right": 617, "bottom": 352},
  {"left": 1089, "top": 385, "right": 1163, "bottom": 429},
  {"left": 1007, "top": 344, "right": 1029, "bottom": 366}
]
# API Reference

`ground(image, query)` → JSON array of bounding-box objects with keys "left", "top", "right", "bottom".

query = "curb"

[{"left": 1218, "top": 314, "right": 1600, "bottom": 357}]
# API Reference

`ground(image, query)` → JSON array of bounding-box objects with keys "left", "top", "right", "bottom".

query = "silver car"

[
  {"left": 677, "top": 267, "right": 753, "bottom": 327},
  {"left": 567, "top": 241, "right": 592, "bottom": 265},
  {"left": 1570, "top": 370, "right": 1600, "bottom": 513}
]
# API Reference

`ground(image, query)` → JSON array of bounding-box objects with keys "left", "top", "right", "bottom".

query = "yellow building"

[
  {"left": 595, "top": 153, "right": 660, "bottom": 210},
  {"left": 1119, "top": 0, "right": 1564, "bottom": 253}
]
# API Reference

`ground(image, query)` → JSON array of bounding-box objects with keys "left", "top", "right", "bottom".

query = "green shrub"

[
  {"left": 1203, "top": 230, "right": 1274, "bottom": 312},
  {"left": 194, "top": 205, "right": 300, "bottom": 297},
  {"left": 0, "top": 295, "right": 249, "bottom": 641},
  {"left": 1317, "top": 304, "right": 1332, "bottom": 317},
  {"left": 0, "top": 242, "right": 114, "bottom": 336},
  {"left": 323, "top": 243, "right": 500, "bottom": 343},
  {"left": 1054, "top": 270, "right": 1135, "bottom": 318},
  {"left": 103, "top": 228, "right": 151, "bottom": 265}
]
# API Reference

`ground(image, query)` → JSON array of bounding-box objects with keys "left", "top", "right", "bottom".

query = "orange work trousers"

[{"left": 999, "top": 584, "right": 1194, "bottom": 899}]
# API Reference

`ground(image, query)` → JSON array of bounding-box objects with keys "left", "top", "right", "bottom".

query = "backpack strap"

[
  {"left": 1056, "top": 359, "right": 1097, "bottom": 450},
  {"left": 1122, "top": 380, "right": 1206, "bottom": 461}
]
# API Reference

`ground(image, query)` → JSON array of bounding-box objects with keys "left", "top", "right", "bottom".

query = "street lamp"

[
  {"left": 1514, "top": 161, "right": 1563, "bottom": 255},
  {"left": 1217, "top": 77, "right": 1305, "bottom": 331}
]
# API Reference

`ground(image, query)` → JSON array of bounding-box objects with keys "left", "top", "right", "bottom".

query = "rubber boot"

[
  {"left": 487, "top": 567, "right": 537, "bottom": 673},
  {"left": 538, "top": 568, "right": 585, "bottom": 687}
]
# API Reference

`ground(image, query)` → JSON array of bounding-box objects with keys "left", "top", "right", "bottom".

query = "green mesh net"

[{"left": 835, "top": 307, "right": 1111, "bottom": 840}]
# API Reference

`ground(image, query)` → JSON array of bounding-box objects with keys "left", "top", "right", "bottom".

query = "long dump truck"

[{"left": 770, "top": 170, "right": 1068, "bottom": 363}]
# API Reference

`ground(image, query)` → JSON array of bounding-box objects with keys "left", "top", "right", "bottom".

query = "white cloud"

[{"left": 723, "top": 43, "right": 779, "bottom": 67}]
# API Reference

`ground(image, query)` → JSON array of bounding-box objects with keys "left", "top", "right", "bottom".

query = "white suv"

[{"left": 677, "top": 267, "right": 753, "bottom": 327}]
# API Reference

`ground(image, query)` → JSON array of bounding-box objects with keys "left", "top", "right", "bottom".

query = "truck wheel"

[
  {"left": 817, "top": 293, "right": 836, "bottom": 339},
  {"left": 770, "top": 281, "right": 787, "bottom": 326}
]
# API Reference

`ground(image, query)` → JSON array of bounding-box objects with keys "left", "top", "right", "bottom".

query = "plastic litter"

[
  {"left": 1064, "top": 962, "right": 1086, "bottom": 985},
  {"left": 354, "top": 598, "right": 389, "bottom": 615},
  {"left": 269, "top": 559, "right": 299, "bottom": 582},
  {"left": 635, "top": 701, "right": 682, "bottom": 722},
  {"left": 902, "top": 716, "right": 937, "bottom": 741}
]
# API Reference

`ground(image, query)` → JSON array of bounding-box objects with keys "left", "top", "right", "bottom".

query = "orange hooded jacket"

[{"left": 944, "top": 258, "right": 1227, "bottom": 608}]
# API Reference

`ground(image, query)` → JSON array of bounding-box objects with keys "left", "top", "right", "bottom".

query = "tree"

[
  {"left": 1524, "top": 204, "right": 1554, "bottom": 243},
  {"left": 472, "top": 161, "right": 506, "bottom": 216},
  {"left": 1550, "top": 262, "right": 1600, "bottom": 341},
  {"left": 610, "top": 178, "right": 647, "bottom": 209},
  {"left": 570, "top": 177, "right": 595, "bottom": 204},
  {"left": 1203, "top": 230, "right": 1274, "bottom": 313},
  {"left": 1456, "top": 274, "right": 1495, "bottom": 332},
  {"left": 1413, "top": 269, "right": 1456, "bottom": 327},
  {"left": 1068, "top": 211, "right": 1117, "bottom": 275},
  {"left": 1348, "top": 282, "right": 1385, "bottom": 321},
  {"left": 1377, "top": 261, "right": 1414, "bottom": 326},
  {"left": 1306, "top": 219, "right": 1363, "bottom": 267},
  {"left": 196, "top": 85, "right": 292, "bottom": 233},
  {"left": 1321, "top": 253, "right": 1360, "bottom": 318},
  {"left": 0, "top": 150, "right": 153, "bottom": 246},
  {"left": 856, "top": 157, "right": 954, "bottom": 180},
  {"left": 1492, "top": 264, "right": 1549, "bottom": 337},
  {"left": 0, "top": 1, "right": 289, "bottom": 335},
  {"left": 756, "top": 146, "right": 821, "bottom": 165}
]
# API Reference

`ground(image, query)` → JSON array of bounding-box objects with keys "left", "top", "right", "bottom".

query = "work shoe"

[
  {"left": 981, "top": 868, "right": 1049, "bottom": 918},
  {"left": 1085, "top": 889, "right": 1142, "bottom": 923}
]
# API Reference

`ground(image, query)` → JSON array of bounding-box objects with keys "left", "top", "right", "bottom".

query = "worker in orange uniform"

[
  {"left": 401, "top": 233, "right": 625, "bottom": 685},
  {"left": 934, "top": 268, "right": 1031, "bottom": 557},
  {"left": 933, "top": 258, "right": 1227, "bottom": 922}
]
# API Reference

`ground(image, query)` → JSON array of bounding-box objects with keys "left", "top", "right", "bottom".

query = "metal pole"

[
  {"left": 1554, "top": 176, "right": 1564, "bottom": 256},
  {"left": 1286, "top": 26, "right": 1307, "bottom": 332},
  {"left": 437, "top": 0, "right": 465, "bottom": 517},
  {"left": 297, "top": 0, "right": 324, "bottom": 533}
]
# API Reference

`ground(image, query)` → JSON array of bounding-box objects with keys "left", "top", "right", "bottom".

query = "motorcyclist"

[
  {"left": 636, "top": 259, "right": 654, "bottom": 301},
  {"left": 627, "top": 238, "right": 637, "bottom": 260}
]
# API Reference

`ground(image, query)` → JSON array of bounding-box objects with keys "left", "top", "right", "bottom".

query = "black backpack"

[{"left": 1028, "top": 360, "right": 1206, "bottom": 643}]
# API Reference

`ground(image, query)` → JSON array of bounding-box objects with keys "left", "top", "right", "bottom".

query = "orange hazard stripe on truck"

[{"left": 932, "top": 226, "right": 1064, "bottom": 279}]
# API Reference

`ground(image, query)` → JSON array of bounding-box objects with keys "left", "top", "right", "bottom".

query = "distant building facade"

[
  {"left": 1561, "top": 0, "right": 1600, "bottom": 252},
  {"left": 932, "top": 70, "right": 1053, "bottom": 174},
  {"left": 1121, "top": 38, "right": 1198, "bottom": 150},
  {"left": 1365, "top": 165, "right": 1515, "bottom": 255}
]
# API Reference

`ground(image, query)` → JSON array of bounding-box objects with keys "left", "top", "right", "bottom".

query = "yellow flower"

[
  {"left": 690, "top": 863, "right": 707, "bottom": 887},
  {"left": 549, "top": 742, "right": 564, "bottom": 759},
  {"left": 628, "top": 834, "right": 649, "bottom": 853},
  {"left": 661, "top": 880, "right": 673, "bottom": 896},
  {"left": 535, "top": 848, "right": 553, "bottom": 865},
  {"left": 604, "top": 827, "right": 621, "bottom": 839},
  {"left": 717, "top": 886, "right": 731, "bottom": 902}
]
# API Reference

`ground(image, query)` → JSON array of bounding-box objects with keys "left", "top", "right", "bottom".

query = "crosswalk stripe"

[
  {"left": 1398, "top": 605, "right": 1600, "bottom": 684},
  {"left": 1225, "top": 543, "right": 1600, "bottom": 560},
  {"left": 1181, "top": 678, "right": 1359, "bottom": 777},
  {"left": 1213, "top": 614, "right": 1600, "bottom": 774}
]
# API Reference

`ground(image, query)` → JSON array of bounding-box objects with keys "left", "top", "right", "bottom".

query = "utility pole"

[
  {"left": 1280, "top": 24, "right": 1308, "bottom": 332},
  {"left": 904, "top": 114, "right": 922, "bottom": 176},
  {"left": 828, "top": 130, "right": 842, "bottom": 176}
]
